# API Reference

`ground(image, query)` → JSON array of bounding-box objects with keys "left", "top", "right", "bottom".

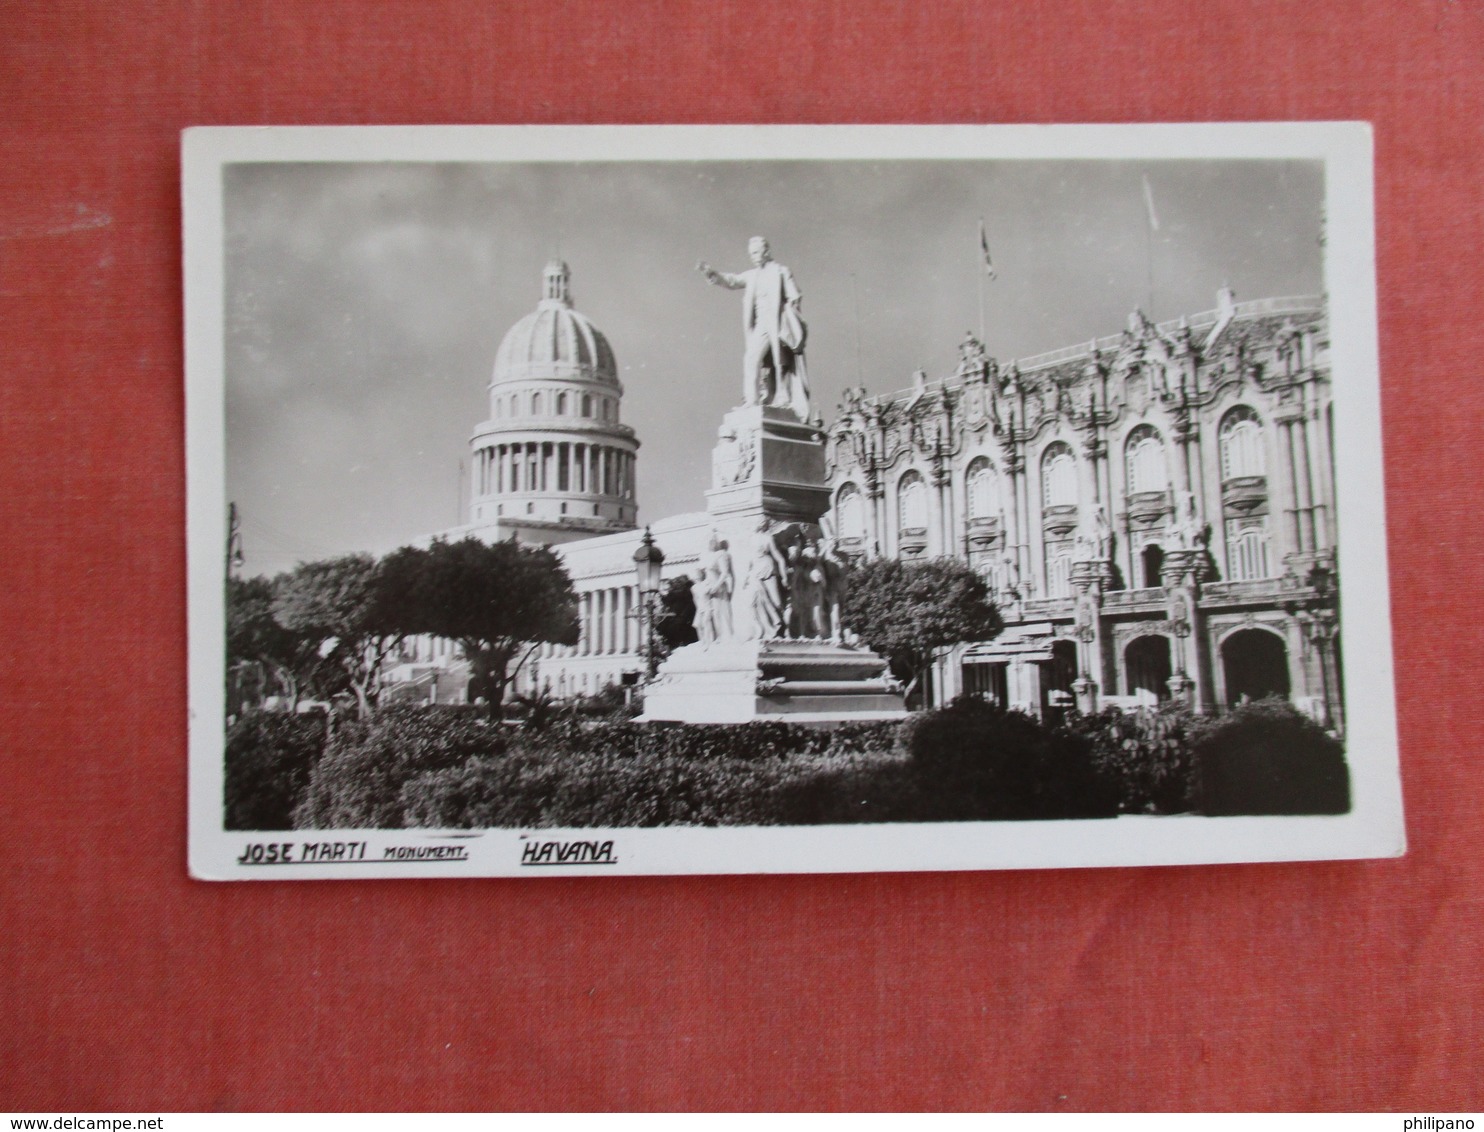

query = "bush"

[
  {"left": 403, "top": 743, "right": 920, "bottom": 829},
  {"left": 1194, "top": 698, "right": 1350, "bottom": 815},
  {"left": 400, "top": 717, "right": 912, "bottom": 828},
  {"left": 902, "top": 697, "right": 1118, "bottom": 821},
  {"left": 225, "top": 711, "right": 328, "bottom": 830},
  {"left": 575, "top": 681, "right": 641, "bottom": 718},
  {"left": 1067, "top": 703, "right": 1200, "bottom": 814},
  {"left": 293, "top": 705, "right": 505, "bottom": 829},
  {"left": 514, "top": 717, "right": 902, "bottom": 764},
  {"left": 294, "top": 710, "right": 909, "bottom": 829},
  {"left": 294, "top": 696, "right": 1350, "bottom": 828},
  {"left": 299, "top": 701, "right": 1187, "bottom": 829}
]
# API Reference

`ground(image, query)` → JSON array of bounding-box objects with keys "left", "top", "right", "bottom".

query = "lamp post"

[
  {"left": 225, "top": 501, "right": 246, "bottom": 578},
  {"left": 632, "top": 526, "right": 666, "bottom": 679}
]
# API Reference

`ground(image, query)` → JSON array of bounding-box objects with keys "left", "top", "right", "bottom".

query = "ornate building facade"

[
  {"left": 823, "top": 288, "right": 1343, "bottom": 728},
  {"left": 395, "top": 265, "right": 1342, "bottom": 730}
]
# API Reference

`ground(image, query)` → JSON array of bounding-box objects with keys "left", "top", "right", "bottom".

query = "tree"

[
  {"left": 227, "top": 574, "right": 338, "bottom": 711},
  {"left": 653, "top": 574, "right": 699, "bottom": 654},
  {"left": 271, "top": 553, "right": 402, "bottom": 718},
  {"left": 842, "top": 557, "right": 1003, "bottom": 709},
  {"left": 382, "top": 537, "right": 580, "bottom": 718}
]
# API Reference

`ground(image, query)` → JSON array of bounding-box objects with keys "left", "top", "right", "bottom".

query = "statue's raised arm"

[
  {"left": 697, "top": 236, "right": 811, "bottom": 420},
  {"left": 697, "top": 260, "right": 745, "bottom": 290}
]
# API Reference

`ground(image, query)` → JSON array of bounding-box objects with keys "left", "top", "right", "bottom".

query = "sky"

[{"left": 224, "top": 157, "right": 1323, "bottom": 577}]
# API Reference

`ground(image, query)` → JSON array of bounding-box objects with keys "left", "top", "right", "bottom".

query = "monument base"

[
  {"left": 706, "top": 404, "right": 831, "bottom": 535},
  {"left": 639, "top": 638, "right": 908, "bottom": 725}
]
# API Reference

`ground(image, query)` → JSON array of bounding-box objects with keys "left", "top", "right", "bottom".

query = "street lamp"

[
  {"left": 632, "top": 526, "right": 666, "bottom": 679},
  {"left": 225, "top": 501, "right": 246, "bottom": 578}
]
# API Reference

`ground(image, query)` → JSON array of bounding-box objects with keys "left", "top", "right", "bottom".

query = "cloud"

[{"left": 224, "top": 157, "right": 1323, "bottom": 576}]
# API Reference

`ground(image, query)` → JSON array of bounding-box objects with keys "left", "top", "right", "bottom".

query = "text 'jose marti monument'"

[{"left": 639, "top": 237, "right": 907, "bottom": 723}]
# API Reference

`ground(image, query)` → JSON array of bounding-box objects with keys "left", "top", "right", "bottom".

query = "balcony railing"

[
  {"left": 1102, "top": 588, "right": 1166, "bottom": 609},
  {"left": 1022, "top": 597, "right": 1075, "bottom": 619},
  {"left": 1200, "top": 578, "right": 1287, "bottom": 603}
]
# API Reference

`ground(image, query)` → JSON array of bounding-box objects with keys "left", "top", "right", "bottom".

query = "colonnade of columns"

[
  {"left": 533, "top": 584, "right": 639, "bottom": 659},
  {"left": 474, "top": 440, "right": 635, "bottom": 500}
]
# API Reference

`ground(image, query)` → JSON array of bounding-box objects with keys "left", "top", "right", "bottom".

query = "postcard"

[{"left": 185, "top": 123, "right": 1403, "bottom": 878}]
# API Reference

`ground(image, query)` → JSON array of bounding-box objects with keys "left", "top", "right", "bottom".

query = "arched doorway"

[
  {"left": 1221, "top": 628, "right": 1290, "bottom": 706},
  {"left": 1040, "top": 639, "right": 1079, "bottom": 721},
  {"left": 1125, "top": 635, "right": 1172, "bottom": 700}
]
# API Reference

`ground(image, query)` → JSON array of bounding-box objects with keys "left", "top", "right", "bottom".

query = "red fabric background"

[{"left": 1, "top": 0, "right": 1479, "bottom": 1112}]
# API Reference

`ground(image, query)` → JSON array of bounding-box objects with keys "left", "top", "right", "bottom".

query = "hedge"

[
  {"left": 1194, "top": 697, "right": 1350, "bottom": 815},
  {"left": 295, "top": 712, "right": 911, "bottom": 829},
  {"left": 403, "top": 745, "right": 920, "bottom": 829},
  {"left": 266, "top": 696, "right": 1349, "bottom": 831},
  {"left": 225, "top": 711, "right": 328, "bottom": 830},
  {"left": 903, "top": 697, "right": 1120, "bottom": 821},
  {"left": 292, "top": 705, "right": 505, "bottom": 829}
]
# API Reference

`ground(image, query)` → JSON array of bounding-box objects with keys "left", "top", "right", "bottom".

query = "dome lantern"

[{"left": 542, "top": 259, "right": 572, "bottom": 306}]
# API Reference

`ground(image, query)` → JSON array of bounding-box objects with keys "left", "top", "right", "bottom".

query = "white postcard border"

[{"left": 185, "top": 122, "right": 1403, "bottom": 881}]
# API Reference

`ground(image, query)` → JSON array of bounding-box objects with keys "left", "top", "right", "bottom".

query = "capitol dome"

[
  {"left": 469, "top": 260, "right": 639, "bottom": 541},
  {"left": 491, "top": 260, "right": 618, "bottom": 387}
]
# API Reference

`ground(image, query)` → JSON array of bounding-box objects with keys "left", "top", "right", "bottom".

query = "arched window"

[
  {"left": 530, "top": 392, "right": 543, "bottom": 416},
  {"left": 581, "top": 394, "right": 593, "bottom": 417},
  {"left": 898, "top": 471, "right": 929, "bottom": 533},
  {"left": 836, "top": 483, "right": 866, "bottom": 541},
  {"left": 1041, "top": 443, "right": 1077, "bottom": 509},
  {"left": 1226, "top": 519, "right": 1271, "bottom": 581},
  {"left": 966, "top": 457, "right": 997, "bottom": 520},
  {"left": 1125, "top": 425, "right": 1167, "bottom": 493},
  {"left": 1220, "top": 406, "right": 1265, "bottom": 479},
  {"left": 1047, "top": 550, "right": 1073, "bottom": 599},
  {"left": 555, "top": 392, "right": 568, "bottom": 415}
]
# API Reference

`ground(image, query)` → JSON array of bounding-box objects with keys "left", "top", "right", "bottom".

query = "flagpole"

[
  {"left": 1141, "top": 174, "right": 1159, "bottom": 319},
  {"left": 1146, "top": 216, "right": 1153, "bottom": 318},
  {"left": 851, "top": 272, "right": 862, "bottom": 385},
  {"left": 978, "top": 256, "right": 986, "bottom": 343},
  {"left": 977, "top": 215, "right": 992, "bottom": 345}
]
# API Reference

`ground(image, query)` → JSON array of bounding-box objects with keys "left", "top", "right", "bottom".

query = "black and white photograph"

[{"left": 185, "top": 124, "right": 1403, "bottom": 878}]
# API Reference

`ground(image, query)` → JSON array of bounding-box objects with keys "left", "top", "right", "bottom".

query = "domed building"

[
  {"left": 431, "top": 260, "right": 712, "bottom": 700},
  {"left": 468, "top": 260, "right": 639, "bottom": 543},
  {"left": 407, "top": 265, "right": 1343, "bottom": 726}
]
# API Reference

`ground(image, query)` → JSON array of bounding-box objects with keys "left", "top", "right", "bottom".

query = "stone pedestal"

[
  {"left": 640, "top": 401, "right": 907, "bottom": 724},
  {"left": 706, "top": 404, "right": 831, "bottom": 536},
  {"left": 640, "top": 638, "right": 907, "bottom": 724},
  {"left": 701, "top": 404, "right": 834, "bottom": 648}
]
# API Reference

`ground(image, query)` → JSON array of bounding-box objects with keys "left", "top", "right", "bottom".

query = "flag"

[
  {"left": 978, "top": 217, "right": 996, "bottom": 280},
  {"left": 1141, "top": 173, "right": 1160, "bottom": 232}
]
